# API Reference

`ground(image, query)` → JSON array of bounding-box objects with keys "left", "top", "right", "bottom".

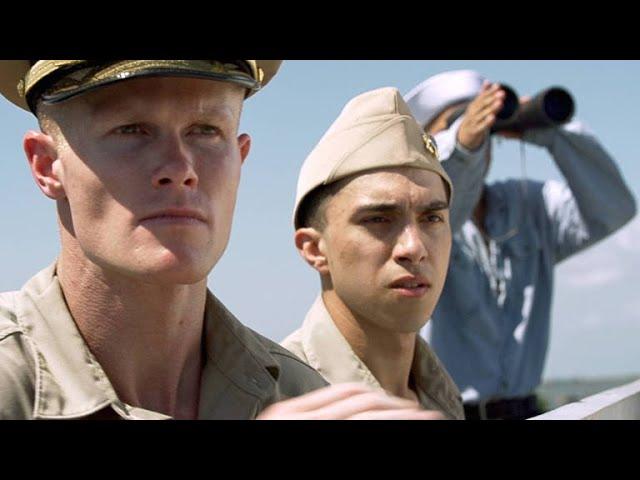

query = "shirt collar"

[
  {"left": 197, "top": 292, "right": 279, "bottom": 418},
  {"left": 18, "top": 263, "right": 279, "bottom": 419},
  {"left": 300, "top": 295, "right": 381, "bottom": 390},
  {"left": 299, "top": 295, "right": 464, "bottom": 418}
]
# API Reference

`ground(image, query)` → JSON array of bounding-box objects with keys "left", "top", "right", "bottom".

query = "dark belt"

[{"left": 464, "top": 395, "right": 540, "bottom": 420}]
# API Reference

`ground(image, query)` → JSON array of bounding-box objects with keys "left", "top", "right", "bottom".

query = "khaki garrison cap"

[
  {"left": 293, "top": 87, "right": 453, "bottom": 229},
  {"left": 0, "top": 60, "right": 283, "bottom": 113}
]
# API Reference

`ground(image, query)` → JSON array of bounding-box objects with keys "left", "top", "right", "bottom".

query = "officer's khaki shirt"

[
  {"left": 281, "top": 296, "right": 465, "bottom": 420},
  {"left": 0, "top": 264, "right": 327, "bottom": 419}
]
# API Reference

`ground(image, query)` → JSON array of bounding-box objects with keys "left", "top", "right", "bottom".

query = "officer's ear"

[
  {"left": 237, "top": 133, "right": 251, "bottom": 165},
  {"left": 294, "top": 227, "right": 330, "bottom": 275},
  {"left": 24, "top": 131, "right": 66, "bottom": 200}
]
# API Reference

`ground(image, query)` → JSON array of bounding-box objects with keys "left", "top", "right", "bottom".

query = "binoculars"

[{"left": 445, "top": 85, "right": 575, "bottom": 133}]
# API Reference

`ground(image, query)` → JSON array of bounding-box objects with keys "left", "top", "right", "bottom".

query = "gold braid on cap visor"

[{"left": 22, "top": 60, "right": 260, "bottom": 112}]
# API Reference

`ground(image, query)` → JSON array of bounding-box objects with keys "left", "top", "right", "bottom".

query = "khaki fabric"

[
  {"left": 281, "top": 296, "right": 465, "bottom": 420},
  {"left": 0, "top": 264, "right": 327, "bottom": 420},
  {"left": 293, "top": 86, "right": 452, "bottom": 228}
]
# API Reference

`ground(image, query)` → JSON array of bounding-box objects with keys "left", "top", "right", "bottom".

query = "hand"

[
  {"left": 256, "top": 382, "right": 446, "bottom": 420},
  {"left": 457, "top": 81, "right": 506, "bottom": 151}
]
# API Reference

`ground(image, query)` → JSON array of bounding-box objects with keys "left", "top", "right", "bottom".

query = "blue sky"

[{"left": 0, "top": 60, "right": 638, "bottom": 381}]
